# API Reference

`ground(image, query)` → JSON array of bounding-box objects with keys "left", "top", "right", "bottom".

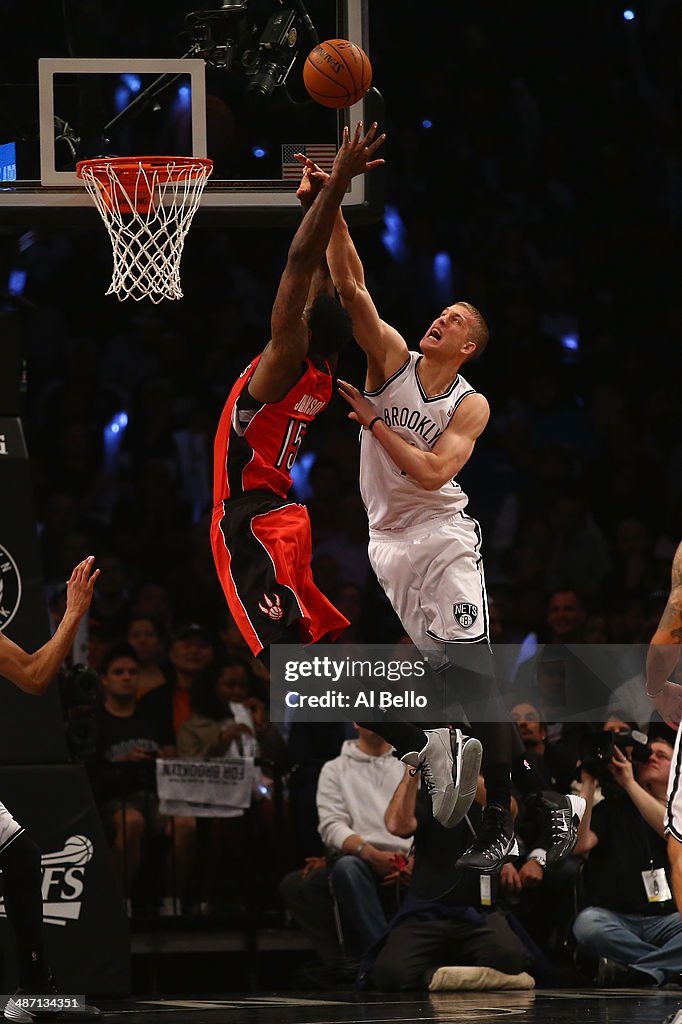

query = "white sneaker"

[{"left": 402, "top": 727, "right": 481, "bottom": 828}]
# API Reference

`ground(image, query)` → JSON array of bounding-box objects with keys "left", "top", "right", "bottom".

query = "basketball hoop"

[{"left": 76, "top": 156, "right": 213, "bottom": 303}]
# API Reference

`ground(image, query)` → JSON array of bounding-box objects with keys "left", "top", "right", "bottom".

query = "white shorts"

[
  {"left": 369, "top": 511, "right": 489, "bottom": 666},
  {"left": 0, "top": 799, "right": 23, "bottom": 853},
  {"left": 666, "top": 724, "right": 682, "bottom": 842}
]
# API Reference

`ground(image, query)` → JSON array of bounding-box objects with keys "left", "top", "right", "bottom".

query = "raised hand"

[
  {"left": 65, "top": 555, "right": 99, "bottom": 621},
  {"left": 331, "top": 121, "right": 386, "bottom": 182},
  {"left": 337, "top": 378, "right": 379, "bottom": 427}
]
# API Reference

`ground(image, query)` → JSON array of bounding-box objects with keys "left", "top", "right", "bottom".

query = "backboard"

[{"left": 0, "top": 0, "right": 382, "bottom": 227}]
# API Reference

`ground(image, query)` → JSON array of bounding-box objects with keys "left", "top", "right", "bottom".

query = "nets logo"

[
  {"left": 0, "top": 835, "right": 94, "bottom": 927},
  {"left": 454, "top": 603, "right": 478, "bottom": 629},
  {"left": 0, "top": 543, "right": 22, "bottom": 631}
]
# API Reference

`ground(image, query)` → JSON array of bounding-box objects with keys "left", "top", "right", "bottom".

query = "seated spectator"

[
  {"left": 126, "top": 614, "right": 168, "bottom": 698},
  {"left": 92, "top": 643, "right": 195, "bottom": 912},
  {"left": 142, "top": 622, "right": 216, "bottom": 739},
  {"left": 572, "top": 736, "right": 682, "bottom": 986},
  {"left": 511, "top": 701, "right": 577, "bottom": 793},
  {"left": 280, "top": 725, "right": 412, "bottom": 969},
  {"left": 364, "top": 768, "right": 532, "bottom": 991},
  {"left": 177, "top": 657, "right": 259, "bottom": 761},
  {"left": 176, "top": 656, "right": 280, "bottom": 914}
]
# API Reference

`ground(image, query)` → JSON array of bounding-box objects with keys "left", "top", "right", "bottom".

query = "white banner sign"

[{"left": 156, "top": 758, "right": 255, "bottom": 817}]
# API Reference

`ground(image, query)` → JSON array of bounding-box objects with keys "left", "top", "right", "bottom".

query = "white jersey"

[{"left": 359, "top": 352, "right": 477, "bottom": 532}]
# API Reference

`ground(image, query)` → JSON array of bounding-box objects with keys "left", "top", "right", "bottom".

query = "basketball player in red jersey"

[
  {"left": 1, "top": 556, "right": 101, "bottom": 1021},
  {"left": 211, "top": 122, "right": 385, "bottom": 659}
]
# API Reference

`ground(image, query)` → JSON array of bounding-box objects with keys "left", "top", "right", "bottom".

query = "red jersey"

[{"left": 213, "top": 354, "right": 333, "bottom": 502}]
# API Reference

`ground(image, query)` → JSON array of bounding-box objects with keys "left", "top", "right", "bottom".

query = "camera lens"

[{"left": 246, "top": 61, "right": 281, "bottom": 98}]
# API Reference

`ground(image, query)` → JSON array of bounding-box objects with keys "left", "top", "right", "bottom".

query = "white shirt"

[{"left": 316, "top": 740, "right": 412, "bottom": 855}]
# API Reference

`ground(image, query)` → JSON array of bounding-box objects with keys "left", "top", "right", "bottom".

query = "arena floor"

[{"left": 99, "top": 990, "right": 682, "bottom": 1024}]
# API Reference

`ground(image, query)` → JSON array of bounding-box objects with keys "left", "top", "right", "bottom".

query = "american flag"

[{"left": 281, "top": 143, "right": 337, "bottom": 180}]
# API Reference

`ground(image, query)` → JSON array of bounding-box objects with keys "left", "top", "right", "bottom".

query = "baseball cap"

[{"left": 171, "top": 623, "right": 214, "bottom": 645}]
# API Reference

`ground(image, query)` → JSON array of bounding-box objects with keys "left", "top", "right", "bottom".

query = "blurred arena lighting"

[
  {"left": 421, "top": 119, "right": 433, "bottom": 129},
  {"left": 623, "top": 9, "right": 635, "bottom": 20},
  {"left": 121, "top": 74, "right": 141, "bottom": 93},
  {"left": 173, "top": 84, "right": 192, "bottom": 114},
  {"left": 561, "top": 333, "right": 579, "bottom": 352},
  {"left": 381, "top": 205, "right": 409, "bottom": 262},
  {"left": 8, "top": 269, "right": 26, "bottom": 296},
  {"left": 252, "top": 146, "right": 267, "bottom": 158},
  {"left": 115, "top": 74, "right": 142, "bottom": 114},
  {"left": 290, "top": 451, "right": 316, "bottom": 502},
  {"left": 104, "top": 412, "right": 129, "bottom": 467},
  {"left": 433, "top": 252, "right": 453, "bottom": 304}
]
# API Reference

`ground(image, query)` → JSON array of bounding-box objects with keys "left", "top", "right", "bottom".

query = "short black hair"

[
  {"left": 100, "top": 642, "right": 139, "bottom": 676},
  {"left": 307, "top": 294, "right": 353, "bottom": 358}
]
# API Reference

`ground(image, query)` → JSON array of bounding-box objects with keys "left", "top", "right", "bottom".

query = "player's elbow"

[
  {"left": 333, "top": 274, "right": 359, "bottom": 305},
  {"left": 18, "top": 675, "right": 48, "bottom": 696},
  {"left": 416, "top": 467, "right": 456, "bottom": 491},
  {"left": 384, "top": 811, "right": 416, "bottom": 838}
]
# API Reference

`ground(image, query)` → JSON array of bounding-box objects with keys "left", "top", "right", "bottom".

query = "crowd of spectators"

[{"left": 2, "top": 0, "right": 682, "bottom": 990}]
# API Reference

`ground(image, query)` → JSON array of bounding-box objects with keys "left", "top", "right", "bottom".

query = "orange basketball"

[{"left": 303, "top": 39, "right": 372, "bottom": 109}]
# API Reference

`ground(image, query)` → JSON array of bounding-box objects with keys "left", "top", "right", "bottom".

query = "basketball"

[{"left": 303, "top": 39, "right": 372, "bottom": 109}]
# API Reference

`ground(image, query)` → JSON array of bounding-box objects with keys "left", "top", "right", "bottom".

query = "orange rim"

[{"left": 76, "top": 155, "right": 213, "bottom": 180}]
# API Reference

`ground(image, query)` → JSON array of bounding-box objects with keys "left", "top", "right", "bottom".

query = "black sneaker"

[
  {"left": 534, "top": 792, "right": 586, "bottom": 867},
  {"left": 455, "top": 803, "right": 516, "bottom": 872}
]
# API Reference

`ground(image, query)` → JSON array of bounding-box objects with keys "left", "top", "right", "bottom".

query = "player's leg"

[
  {"left": 0, "top": 826, "right": 49, "bottom": 993},
  {"left": 0, "top": 806, "right": 101, "bottom": 1023},
  {"left": 212, "top": 496, "right": 349, "bottom": 660},
  {"left": 360, "top": 532, "right": 482, "bottom": 829},
  {"left": 411, "top": 515, "right": 583, "bottom": 870}
]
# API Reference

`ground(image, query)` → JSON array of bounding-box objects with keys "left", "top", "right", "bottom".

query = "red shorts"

[{"left": 211, "top": 492, "right": 349, "bottom": 656}]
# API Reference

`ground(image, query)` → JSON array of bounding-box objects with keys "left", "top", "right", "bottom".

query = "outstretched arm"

[
  {"left": 0, "top": 556, "right": 99, "bottom": 695},
  {"left": 338, "top": 380, "right": 490, "bottom": 491},
  {"left": 294, "top": 154, "right": 408, "bottom": 391},
  {"left": 645, "top": 542, "right": 682, "bottom": 723},
  {"left": 248, "top": 123, "right": 385, "bottom": 404}
]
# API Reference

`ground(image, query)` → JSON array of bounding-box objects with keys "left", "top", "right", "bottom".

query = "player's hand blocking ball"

[{"left": 303, "top": 39, "right": 372, "bottom": 108}]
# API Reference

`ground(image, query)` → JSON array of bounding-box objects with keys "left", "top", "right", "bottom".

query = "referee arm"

[
  {"left": 0, "top": 556, "right": 98, "bottom": 695},
  {"left": 645, "top": 542, "right": 682, "bottom": 723}
]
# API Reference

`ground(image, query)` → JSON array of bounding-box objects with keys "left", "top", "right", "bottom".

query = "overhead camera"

[{"left": 185, "top": 0, "right": 314, "bottom": 99}]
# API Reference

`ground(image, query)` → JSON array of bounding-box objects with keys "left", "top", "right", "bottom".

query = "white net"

[{"left": 78, "top": 158, "right": 213, "bottom": 303}]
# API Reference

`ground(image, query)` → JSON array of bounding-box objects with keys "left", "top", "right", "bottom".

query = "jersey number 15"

[{"left": 275, "top": 418, "right": 308, "bottom": 471}]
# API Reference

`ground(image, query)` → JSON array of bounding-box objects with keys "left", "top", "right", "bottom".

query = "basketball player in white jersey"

[
  {"left": 645, "top": 543, "right": 682, "bottom": 888},
  {"left": 1, "top": 556, "right": 101, "bottom": 1022},
  {"left": 293, "top": 150, "right": 584, "bottom": 871},
  {"left": 645, "top": 541, "right": 682, "bottom": 1024}
]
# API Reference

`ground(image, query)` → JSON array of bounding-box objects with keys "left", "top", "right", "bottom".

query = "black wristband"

[{"left": 367, "top": 416, "right": 382, "bottom": 432}]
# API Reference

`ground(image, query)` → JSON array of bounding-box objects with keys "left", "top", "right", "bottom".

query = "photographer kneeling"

[{"left": 572, "top": 730, "right": 682, "bottom": 986}]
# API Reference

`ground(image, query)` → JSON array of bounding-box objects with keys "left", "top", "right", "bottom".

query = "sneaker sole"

[
  {"left": 441, "top": 736, "right": 483, "bottom": 828},
  {"left": 4, "top": 1002, "right": 34, "bottom": 1024}
]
